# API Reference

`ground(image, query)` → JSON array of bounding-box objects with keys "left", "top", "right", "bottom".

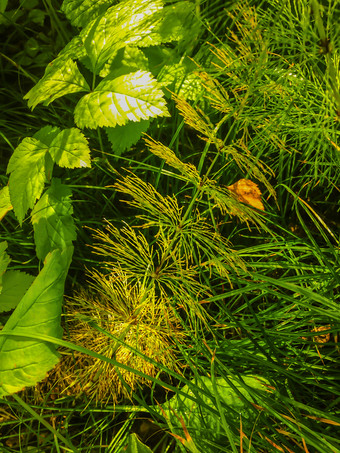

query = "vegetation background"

[{"left": 0, "top": 0, "right": 339, "bottom": 452}]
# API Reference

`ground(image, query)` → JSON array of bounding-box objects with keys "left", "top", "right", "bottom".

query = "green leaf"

[
  {"left": 0, "top": 242, "right": 11, "bottom": 292},
  {"left": 137, "top": 1, "right": 201, "bottom": 48},
  {"left": 0, "top": 271, "right": 34, "bottom": 313},
  {"left": 49, "top": 128, "right": 91, "bottom": 168},
  {"left": 33, "top": 125, "right": 61, "bottom": 145},
  {"left": 160, "top": 375, "right": 270, "bottom": 450},
  {"left": 74, "top": 70, "right": 169, "bottom": 129},
  {"left": 7, "top": 137, "right": 49, "bottom": 224},
  {"left": 99, "top": 46, "right": 149, "bottom": 79},
  {"left": 61, "top": 0, "right": 113, "bottom": 28},
  {"left": 158, "top": 63, "right": 204, "bottom": 101},
  {"left": 105, "top": 119, "right": 150, "bottom": 156},
  {"left": 0, "top": 185, "right": 13, "bottom": 221},
  {"left": 125, "top": 434, "right": 153, "bottom": 453},
  {"left": 81, "top": 0, "right": 163, "bottom": 72},
  {"left": 0, "top": 0, "right": 8, "bottom": 13},
  {"left": 0, "top": 247, "right": 73, "bottom": 397},
  {"left": 24, "top": 58, "right": 90, "bottom": 110},
  {"left": 31, "top": 179, "right": 76, "bottom": 261}
]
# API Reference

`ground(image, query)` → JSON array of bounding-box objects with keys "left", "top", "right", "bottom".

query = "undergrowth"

[{"left": 0, "top": 0, "right": 339, "bottom": 452}]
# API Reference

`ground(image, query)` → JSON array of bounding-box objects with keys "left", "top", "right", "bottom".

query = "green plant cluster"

[{"left": 0, "top": 0, "right": 339, "bottom": 452}]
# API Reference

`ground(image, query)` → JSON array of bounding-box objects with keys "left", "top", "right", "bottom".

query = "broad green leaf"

[
  {"left": 0, "top": 185, "right": 13, "bottom": 222},
  {"left": 136, "top": 1, "right": 201, "bottom": 48},
  {"left": 24, "top": 58, "right": 90, "bottom": 110},
  {"left": 31, "top": 179, "right": 76, "bottom": 261},
  {"left": 81, "top": 0, "right": 163, "bottom": 72},
  {"left": 0, "top": 242, "right": 10, "bottom": 292},
  {"left": 7, "top": 137, "right": 49, "bottom": 224},
  {"left": 49, "top": 128, "right": 91, "bottom": 168},
  {"left": 0, "top": 247, "right": 73, "bottom": 397},
  {"left": 125, "top": 434, "right": 153, "bottom": 453},
  {"left": 158, "top": 63, "right": 204, "bottom": 101},
  {"left": 33, "top": 125, "right": 61, "bottom": 145},
  {"left": 105, "top": 120, "right": 150, "bottom": 156},
  {"left": 0, "top": 271, "right": 34, "bottom": 313},
  {"left": 74, "top": 70, "right": 169, "bottom": 129},
  {"left": 160, "top": 375, "right": 270, "bottom": 450},
  {"left": 99, "top": 46, "right": 149, "bottom": 79},
  {"left": 61, "top": 0, "right": 113, "bottom": 28}
]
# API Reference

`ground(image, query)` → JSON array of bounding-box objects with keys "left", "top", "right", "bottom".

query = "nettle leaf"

[
  {"left": 7, "top": 137, "right": 49, "bottom": 224},
  {"left": 0, "top": 247, "right": 73, "bottom": 397},
  {"left": 33, "top": 125, "right": 61, "bottom": 145},
  {"left": 160, "top": 375, "right": 270, "bottom": 450},
  {"left": 24, "top": 58, "right": 90, "bottom": 110},
  {"left": 61, "top": 0, "right": 114, "bottom": 28},
  {"left": 99, "top": 46, "right": 149, "bottom": 79},
  {"left": 0, "top": 242, "right": 11, "bottom": 292},
  {"left": 0, "top": 271, "right": 34, "bottom": 313},
  {"left": 158, "top": 63, "right": 204, "bottom": 101},
  {"left": 81, "top": 0, "right": 163, "bottom": 72},
  {"left": 137, "top": 1, "right": 201, "bottom": 48},
  {"left": 105, "top": 119, "right": 150, "bottom": 156},
  {"left": 0, "top": 185, "right": 13, "bottom": 222},
  {"left": 74, "top": 70, "right": 169, "bottom": 129},
  {"left": 31, "top": 179, "right": 76, "bottom": 261},
  {"left": 49, "top": 128, "right": 91, "bottom": 168}
]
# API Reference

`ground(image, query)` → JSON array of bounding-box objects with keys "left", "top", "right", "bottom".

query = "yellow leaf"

[{"left": 227, "top": 179, "right": 264, "bottom": 211}]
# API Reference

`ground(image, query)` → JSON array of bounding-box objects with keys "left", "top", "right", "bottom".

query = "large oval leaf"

[{"left": 0, "top": 247, "right": 73, "bottom": 397}]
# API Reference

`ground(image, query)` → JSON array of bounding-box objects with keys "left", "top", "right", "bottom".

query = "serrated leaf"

[
  {"left": 61, "top": 0, "right": 113, "bottom": 28},
  {"left": 7, "top": 137, "right": 49, "bottom": 224},
  {"left": 136, "top": 1, "right": 201, "bottom": 48},
  {"left": 0, "top": 185, "right": 13, "bottom": 222},
  {"left": 81, "top": 0, "right": 163, "bottom": 72},
  {"left": 0, "top": 247, "right": 73, "bottom": 397},
  {"left": 0, "top": 242, "right": 11, "bottom": 292},
  {"left": 99, "top": 46, "right": 149, "bottom": 79},
  {"left": 105, "top": 120, "right": 150, "bottom": 156},
  {"left": 125, "top": 434, "right": 153, "bottom": 453},
  {"left": 0, "top": 271, "right": 34, "bottom": 313},
  {"left": 24, "top": 58, "right": 90, "bottom": 110},
  {"left": 160, "top": 375, "right": 270, "bottom": 450},
  {"left": 159, "top": 63, "right": 204, "bottom": 101},
  {"left": 33, "top": 125, "right": 61, "bottom": 145},
  {"left": 49, "top": 128, "right": 91, "bottom": 168},
  {"left": 31, "top": 179, "right": 76, "bottom": 261},
  {"left": 74, "top": 70, "right": 169, "bottom": 129}
]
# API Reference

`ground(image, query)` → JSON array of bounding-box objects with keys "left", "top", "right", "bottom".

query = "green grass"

[{"left": 0, "top": 0, "right": 339, "bottom": 452}]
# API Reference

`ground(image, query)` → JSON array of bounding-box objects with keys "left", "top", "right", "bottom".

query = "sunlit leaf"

[
  {"left": 0, "top": 242, "right": 10, "bottom": 292},
  {"left": 74, "top": 70, "right": 169, "bottom": 129},
  {"left": 0, "top": 247, "right": 73, "bottom": 397},
  {"left": 0, "top": 185, "right": 13, "bottom": 222},
  {"left": 99, "top": 46, "right": 149, "bottom": 79},
  {"left": 24, "top": 58, "right": 90, "bottom": 109},
  {"left": 105, "top": 119, "right": 150, "bottom": 156},
  {"left": 61, "top": 0, "right": 113, "bottom": 28},
  {"left": 49, "top": 128, "right": 91, "bottom": 168},
  {"left": 136, "top": 1, "right": 201, "bottom": 48},
  {"left": 31, "top": 179, "right": 76, "bottom": 261},
  {"left": 7, "top": 137, "right": 49, "bottom": 224},
  {"left": 81, "top": 0, "right": 163, "bottom": 72},
  {"left": 227, "top": 179, "right": 264, "bottom": 211},
  {"left": 0, "top": 271, "right": 34, "bottom": 313}
]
